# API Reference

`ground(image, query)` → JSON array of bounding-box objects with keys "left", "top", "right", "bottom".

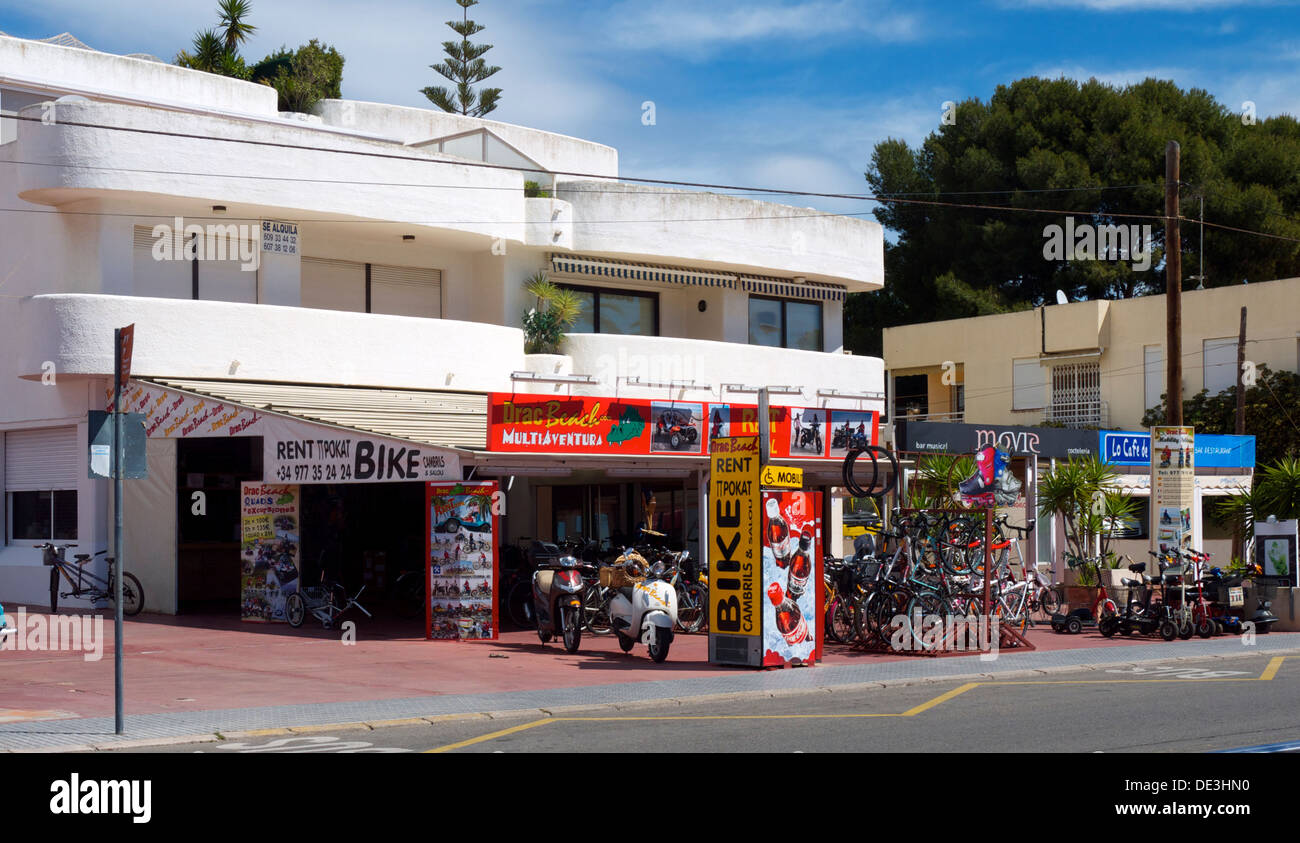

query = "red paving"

[{"left": 0, "top": 609, "right": 1261, "bottom": 721}]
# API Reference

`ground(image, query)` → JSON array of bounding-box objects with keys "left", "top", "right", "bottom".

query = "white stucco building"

[{"left": 0, "top": 33, "right": 884, "bottom": 615}]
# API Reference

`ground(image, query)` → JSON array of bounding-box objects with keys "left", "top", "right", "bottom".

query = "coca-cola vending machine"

[{"left": 761, "top": 489, "right": 823, "bottom": 666}]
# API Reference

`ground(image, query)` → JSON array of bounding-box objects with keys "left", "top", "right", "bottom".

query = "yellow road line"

[
  {"left": 901, "top": 682, "right": 980, "bottom": 717},
  {"left": 556, "top": 713, "right": 898, "bottom": 721},
  {"left": 425, "top": 717, "right": 555, "bottom": 753},
  {"left": 425, "top": 659, "right": 1288, "bottom": 751}
]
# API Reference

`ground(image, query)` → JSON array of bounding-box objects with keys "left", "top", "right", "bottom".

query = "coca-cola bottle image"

[
  {"left": 787, "top": 527, "right": 814, "bottom": 599},
  {"left": 768, "top": 582, "right": 807, "bottom": 645},
  {"left": 766, "top": 498, "right": 791, "bottom": 566}
]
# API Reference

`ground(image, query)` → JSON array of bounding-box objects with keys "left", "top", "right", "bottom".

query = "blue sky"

[{"left": 3, "top": 0, "right": 1298, "bottom": 217}]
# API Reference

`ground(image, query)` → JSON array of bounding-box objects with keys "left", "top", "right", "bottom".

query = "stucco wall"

[{"left": 883, "top": 278, "right": 1300, "bottom": 429}]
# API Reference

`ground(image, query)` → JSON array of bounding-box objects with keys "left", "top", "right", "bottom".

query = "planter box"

[{"left": 522, "top": 353, "right": 574, "bottom": 376}]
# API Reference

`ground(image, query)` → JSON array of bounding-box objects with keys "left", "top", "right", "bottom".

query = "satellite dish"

[{"left": 1055, "top": 290, "right": 1068, "bottom": 305}]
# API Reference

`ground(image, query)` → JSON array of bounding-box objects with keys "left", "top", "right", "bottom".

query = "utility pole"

[
  {"left": 1235, "top": 307, "right": 1247, "bottom": 435},
  {"left": 1165, "top": 141, "right": 1182, "bottom": 425},
  {"left": 1233, "top": 306, "right": 1247, "bottom": 563}
]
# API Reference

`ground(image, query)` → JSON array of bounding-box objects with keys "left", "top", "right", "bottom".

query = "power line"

[{"left": 12, "top": 112, "right": 1300, "bottom": 242}]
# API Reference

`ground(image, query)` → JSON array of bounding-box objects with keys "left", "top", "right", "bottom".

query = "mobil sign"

[{"left": 1101, "top": 432, "right": 1150, "bottom": 465}]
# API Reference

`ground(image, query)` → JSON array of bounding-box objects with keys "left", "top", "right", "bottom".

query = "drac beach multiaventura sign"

[{"left": 487, "top": 393, "right": 879, "bottom": 460}]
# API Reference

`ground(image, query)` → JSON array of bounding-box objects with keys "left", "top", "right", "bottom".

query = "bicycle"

[
  {"left": 286, "top": 571, "right": 372, "bottom": 629},
  {"left": 42, "top": 543, "right": 144, "bottom": 616}
]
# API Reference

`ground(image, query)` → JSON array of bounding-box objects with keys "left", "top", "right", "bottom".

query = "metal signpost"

[{"left": 113, "top": 324, "right": 134, "bottom": 734}]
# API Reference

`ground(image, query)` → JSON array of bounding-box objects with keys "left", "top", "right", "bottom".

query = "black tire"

[
  {"left": 561, "top": 605, "right": 582, "bottom": 653},
  {"left": 828, "top": 597, "right": 857, "bottom": 644},
  {"left": 1178, "top": 619, "right": 1194, "bottom": 640},
  {"left": 395, "top": 576, "right": 425, "bottom": 619},
  {"left": 1159, "top": 620, "right": 1178, "bottom": 641},
  {"left": 670, "top": 432, "right": 682, "bottom": 450},
  {"left": 118, "top": 572, "right": 145, "bottom": 617},
  {"left": 443, "top": 518, "right": 461, "bottom": 534},
  {"left": 1195, "top": 617, "right": 1214, "bottom": 638},
  {"left": 1037, "top": 587, "right": 1062, "bottom": 618},
  {"left": 1065, "top": 615, "right": 1083, "bottom": 634},
  {"left": 507, "top": 581, "right": 536, "bottom": 629},
  {"left": 617, "top": 633, "right": 635, "bottom": 652},
  {"left": 1098, "top": 616, "right": 1117, "bottom": 638},
  {"left": 906, "top": 592, "right": 948, "bottom": 650},
  {"left": 286, "top": 592, "right": 306, "bottom": 627},
  {"left": 648, "top": 629, "right": 671, "bottom": 663},
  {"left": 676, "top": 583, "right": 706, "bottom": 633},
  {"left": 49, "top": 567, "right": 60, "bottom": 613}
]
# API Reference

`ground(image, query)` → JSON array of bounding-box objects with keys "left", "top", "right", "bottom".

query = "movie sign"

[{"left": 708, "top": 436, "right": 761, "bottom": 666}]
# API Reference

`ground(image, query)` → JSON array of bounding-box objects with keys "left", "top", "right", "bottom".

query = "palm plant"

[
  {"left": 217, "top": 0, "right": 257, "bottom": 54},
  {"left": 1212, "top": 457, "right": 1300, "bottom": 561},
  {"left": 1036, "top": 456, "right": 1136, "bottom": 565},
  {"left": 521, "top": 272, "right": 581, "bottom": 354}
]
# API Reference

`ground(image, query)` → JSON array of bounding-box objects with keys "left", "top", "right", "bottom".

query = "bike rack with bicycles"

[{"left": 840, "top": 446, "right": 1035, "bottom": 655}]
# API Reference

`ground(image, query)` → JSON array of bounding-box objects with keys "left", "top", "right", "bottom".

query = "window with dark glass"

[
  {"left": 559, "top": 285, "right": 657, "bottom": 336},
  {"left": 8, "top": 490, "right": 77, "bottom": 541},
  {"left": 748, "top": 297, "right": 823, "bottom": 351}
]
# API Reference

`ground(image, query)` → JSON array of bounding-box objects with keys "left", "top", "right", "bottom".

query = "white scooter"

[{"left": 609, "top": 558, "right": 678, "bottom": 663}]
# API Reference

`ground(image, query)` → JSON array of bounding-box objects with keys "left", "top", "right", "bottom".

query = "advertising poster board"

[
  {"left": 708, "top": 436, "right": 762, "bottom": 666},
  {"left": 426, "top": 482, "right": 499, "bottom": 641},
  {"left": 760, "top": 489, "right": 822, "bottom": 666},
  {"left": 1255, "top": 520, "right": 1298, "bottom": 586},
  {"left": 239, "top": 483, "right": 300, "bottom": 623},
  {"left": 1151, "top": 426, "right": 1195, "bottom": 555},
  {"left": 488, "top": 393, "right": 878, "bottom": 462}
]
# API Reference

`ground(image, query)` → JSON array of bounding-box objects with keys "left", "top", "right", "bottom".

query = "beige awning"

[{"left": 151, "top": 378, "right": 488, "bottom": 450}]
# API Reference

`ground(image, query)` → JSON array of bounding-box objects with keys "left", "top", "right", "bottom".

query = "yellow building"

[
  {"left": 883, "top": 276, "right": 1300, "bottom": 431},
  {"left": 882, "top": 276, "right": 1299, "bottom": 570}
]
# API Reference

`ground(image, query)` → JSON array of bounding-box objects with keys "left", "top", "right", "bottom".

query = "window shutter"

[
  {"left": 370, "top": 264, "right": 441, "bottom": 318},
  {"left": 5, "top": 427, "right": 78, "bottom": 491}
]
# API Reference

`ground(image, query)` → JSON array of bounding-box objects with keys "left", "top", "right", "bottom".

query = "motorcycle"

[
  {"left": 532, "top": 554, "right": 586, "bottom": 653},
  {"left": 609, "top": 556, "right": 679, "bottom": 662},
  {"left": 796, "top": 421, "right": 823, "bottom": 453}
]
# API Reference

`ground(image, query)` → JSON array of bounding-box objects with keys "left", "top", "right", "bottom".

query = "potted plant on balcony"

[
  {"left": 1037, "top": 456, "right": 1136, "bottom": 607},
  {"left": 521, "top": 272, "right": 581, "bottom": 355}
]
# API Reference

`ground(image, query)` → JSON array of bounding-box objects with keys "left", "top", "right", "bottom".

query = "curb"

[{"left": 14, "top": 643, "right": 1300, "bottom": 753}]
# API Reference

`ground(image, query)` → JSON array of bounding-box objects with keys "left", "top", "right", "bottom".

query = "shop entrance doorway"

[
  {"left": 177, "top": 437, "right": 262, "bottom": 614},
  {"left": 299, "top": 483, "right": 425, "bottom": 621}
]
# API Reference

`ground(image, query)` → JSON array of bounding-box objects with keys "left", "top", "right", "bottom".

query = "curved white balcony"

[{"left": 11, "top": 294, "right": 526, "bottom": 393}]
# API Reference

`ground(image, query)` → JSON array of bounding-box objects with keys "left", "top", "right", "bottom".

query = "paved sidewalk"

[{"left": 2, "top": 610, "right": 1297, "bottom": 750}]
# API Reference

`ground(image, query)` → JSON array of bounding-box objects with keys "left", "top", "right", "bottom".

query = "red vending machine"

[{"left": 760, "top": 488, "right": 823, "bottom": 666}]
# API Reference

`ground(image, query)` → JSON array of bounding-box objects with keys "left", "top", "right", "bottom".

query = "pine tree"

[{"left": 421, "top": 0, "right": 503, "bottom": 118}]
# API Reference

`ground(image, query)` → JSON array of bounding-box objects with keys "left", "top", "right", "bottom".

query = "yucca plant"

[
  {"left": 1213, "top": 457, "right": 1300, "bottom": 559},
  {"left": 521, "top": 272, "right": 581, "bottom": 354},
  {"left": 1037, "top": 456, "right": 1135, "bottom": 565}
]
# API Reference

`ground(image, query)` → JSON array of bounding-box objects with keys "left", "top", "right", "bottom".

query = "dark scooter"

[
  {"left": 1099, "top": 558, "right": 1177, "bottom": 640},
  {"left": 532, "top": 554, "right": 587, "bottom": 653},
  {"left": 1051, "top": 554, "right": 1118, "bottom": 634}
]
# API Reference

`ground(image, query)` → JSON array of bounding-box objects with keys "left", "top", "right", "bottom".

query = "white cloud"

[
  {"left": 1030, "top": 64, "right": 1190, "bottom": 87},
  {"left": 603, "top": 0, "right": 921, "bottom": 52},
  {"left": 1000, "top": 0, "right": 1295, "bottom": 10}
]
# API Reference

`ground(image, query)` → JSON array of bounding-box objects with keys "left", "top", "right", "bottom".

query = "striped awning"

[
  {"left": 550, "top": 254, "right": 737, "bottom": 288},
  {"left": 739, "top": 276, "right": 846, "bottom": 302},
  {"left": 548, "top": 254, "right": 847, "bottom": 301}
]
